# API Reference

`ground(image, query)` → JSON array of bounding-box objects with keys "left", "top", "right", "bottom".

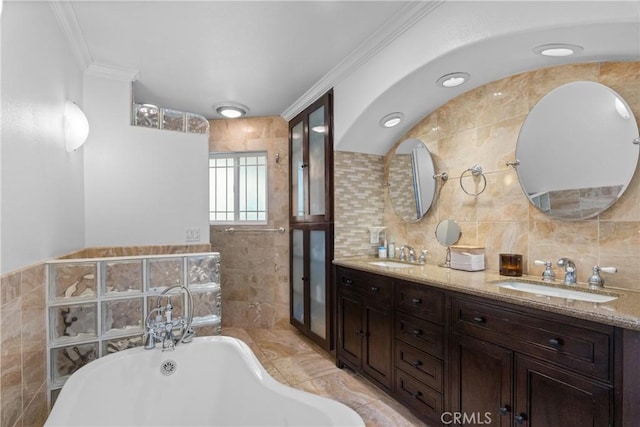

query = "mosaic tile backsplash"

[
  {"left": 334, "top": 151, "right": 385, "bottom": 258},
  {"left": 335, "top": 61, "right": 640, "bottom": 291}
]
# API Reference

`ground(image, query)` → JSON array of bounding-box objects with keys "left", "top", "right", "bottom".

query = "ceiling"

[
  {"left": 61, "top": 1, "right": 640, "bottom": 155},
  {"left": 69, "top": 0, "right": 412, "bottom": 119}
]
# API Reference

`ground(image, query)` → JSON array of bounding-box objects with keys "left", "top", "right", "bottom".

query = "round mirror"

[
  {"left": 516, "top": 81, "right": 639, "bottom": 220},
  {"left": 388, "top": 139, "right": 437, "bottom": 222},
  {"left": 435, "top": 219, "right": 461, "bottom": 246},
  {"left": 435, "top": 219, "right": 461, "bottom": 268}
]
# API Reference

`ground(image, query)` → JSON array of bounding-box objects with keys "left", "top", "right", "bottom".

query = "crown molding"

[
  {"left": 281, "top": 0, "right": 445, "bottom": 121},
  {"left": 49, "top": 0, "right": 92, "bottom": 69},
  {"left": 85, "top": 63, "right": 140, "bottom": 82}
]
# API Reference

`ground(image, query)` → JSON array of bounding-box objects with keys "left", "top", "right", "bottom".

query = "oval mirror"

[
  {"left": 516, "top": 81, "right": 639, "bottom": 220},
  {"left": 388, "top": 139, "right": 437, "bottom": 222}
]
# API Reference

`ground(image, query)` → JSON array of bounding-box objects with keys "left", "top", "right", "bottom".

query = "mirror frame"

[{"left": 388, "top": 138, "right": 437, "bottom": 222}]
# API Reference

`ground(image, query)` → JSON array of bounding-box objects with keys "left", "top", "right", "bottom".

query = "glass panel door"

[
  {"left": 309, "top": 230, "right": 326, "bottom": 338},
  {"left": 290, "top": 121, "right": 305, "bottom": 219},
  {"left": 308, "top": 106, "right": 326, "bottom": 216},
  {"left": 292, "top": 229, "right": 305, "bottom": 323}
]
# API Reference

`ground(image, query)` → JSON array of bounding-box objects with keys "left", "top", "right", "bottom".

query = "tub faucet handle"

[{"left": 418, "top": 250, "right": 428, "bottom": 264}]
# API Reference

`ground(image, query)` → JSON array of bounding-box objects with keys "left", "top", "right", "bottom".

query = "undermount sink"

[
  {"left": 368, "top": 261, "right": 415, "bottom": 269},
  {"left": 496, "top": 281, "right": 619, "bottom": 303}
]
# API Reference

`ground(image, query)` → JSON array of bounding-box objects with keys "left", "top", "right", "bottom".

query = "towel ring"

[{"left": 459, "top": 164, "right": 487, "bottom": 196}]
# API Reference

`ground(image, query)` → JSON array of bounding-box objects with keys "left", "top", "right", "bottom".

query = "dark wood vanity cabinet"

[
  {"left": 336, "top": 267, "right": 393, "bottom": 391},
  {"left": 450, "top": 295, "right": 615, "bottom": 427},
  {"left": 334, "top": 266, "right": 639, "bottom": 426},
  {"left": 393, "top": 281, "right": 446, "bottom": 424}
]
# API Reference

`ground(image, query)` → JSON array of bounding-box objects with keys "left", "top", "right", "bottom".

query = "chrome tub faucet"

[{"left": 143, "top": 284, "right": 195, "bottom": 351}]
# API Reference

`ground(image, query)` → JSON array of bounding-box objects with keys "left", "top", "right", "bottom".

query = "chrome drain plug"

[{"left": 160, "top": 359, "right": 177, "bottom": 376}]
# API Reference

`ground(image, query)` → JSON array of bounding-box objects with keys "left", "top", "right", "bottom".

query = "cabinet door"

[
  {"left": 291, "top": 229, "right": 305, "bottom": 325},
  {"left": 309, "top": 229, "right": 326, "bottom": 339},
  {"left": 289, "top": 91, "right": 332, "bottom": 223},
  {"left": 337, "top": 291, "right": 363, "bottom": 368},
  {"left": 514, "top": 355, "right": 612, "bottom": 427},
  {"left": 363, "top": 301, "right": 393, "bottom": 390},
  {"left": 290, "top": 225, "right": 332, "bottom": 349},
  {"left": 450, "top": 333, "right": 513, "bottom": 427}
]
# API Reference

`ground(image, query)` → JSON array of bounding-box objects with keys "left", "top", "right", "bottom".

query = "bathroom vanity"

[{"left": 334, "top": 259, "right": 640, "bottom": 427}]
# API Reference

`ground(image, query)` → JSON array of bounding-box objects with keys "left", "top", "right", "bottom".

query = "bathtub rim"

[{"left": 46, "top": 335, "right": 365, "bottom": 427}]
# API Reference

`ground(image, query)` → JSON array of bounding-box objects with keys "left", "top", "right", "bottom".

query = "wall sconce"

[{"left": 64, "top": 101, "right": 89, "bottom": 152}]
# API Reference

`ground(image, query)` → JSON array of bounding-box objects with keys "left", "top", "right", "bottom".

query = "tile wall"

[
  {"left": 335, "top": 62, "right": 640, "bottom": 291},
  {"left": 334, "top": 152, "right": 386, "bottom": 258},
  {"left": 0, "top": 244, "right": 211, "bottom": 427},
  {"left": 208, "top": 117, "right": 291, "bottom": 329}
]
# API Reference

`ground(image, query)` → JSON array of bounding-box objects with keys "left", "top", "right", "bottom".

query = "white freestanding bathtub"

[{"left": 46, "top": 336, "right": 364, "bottom": 426}]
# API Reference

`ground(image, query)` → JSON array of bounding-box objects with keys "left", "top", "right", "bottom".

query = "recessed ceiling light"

[
  {"left": 436, "top": 72, "right": 470, "bottom": 88},
  {"left": 533, "top": 43, "right": 583, "bottom": 57},
  {"left": 214, "top": 103, "right": 249, "bottom": 119},
  {"left": 380, "top": 112, "right": 404, "bottom": 128}
]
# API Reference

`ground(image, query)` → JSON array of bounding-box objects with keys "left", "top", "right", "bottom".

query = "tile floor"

[{"left": 221, "top": 327, "right": 429, "bottom": 427}]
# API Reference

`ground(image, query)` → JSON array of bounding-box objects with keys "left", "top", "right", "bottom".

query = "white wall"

[
  {"left": 83, "top": 73, "right": 210, "bottom": 247},
  {"left": 1, "top": 1, "right": 86, "bottom": 273}
]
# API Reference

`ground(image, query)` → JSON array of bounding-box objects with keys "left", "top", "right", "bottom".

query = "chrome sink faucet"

[
  {"left": 557, "top": 258, "right": 577, "bottom": 285},
  {"left": 143, "top": 284, "right": 195, "bottom": 351},
  {"left": 399, "top": 245, "right": 416, "bottom": 262}
]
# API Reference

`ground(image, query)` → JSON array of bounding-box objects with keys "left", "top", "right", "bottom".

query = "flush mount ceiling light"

[
  {"left": 379, "top": 112, "right": 405, "bottom": 128},
  {"left": 533, "top": 43, "right": 583, "bottom": 57},
  {"left": 64, "top": 101, "right": 89, "bottom": 152},
  {"left": 436, "top": 72, "right": 470, "bottom": 88},
  {"left": 215, "top": 102, "right": 249, "bottom": 119}
]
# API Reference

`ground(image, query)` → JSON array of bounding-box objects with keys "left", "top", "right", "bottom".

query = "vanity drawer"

[
  {"left": 395, "top": 281, "right": 444, "bottom": 325},
  {"left": 451, "top": 296, "right": 614, "bottom": 382},
  {"left": 360, "top": 274, "right": 392, "bottom": 303},
  {"left": 395, "top": 313, "right": 444, "bottom": 359},
  {"left": 336, "top": 267, "right": 362, "bottom": 293},
  {"left": 395, "top": 340, "right": 443, "bottom": 392},
  {"left": 394, "top": 368, "right": 443, "bottom": 423},
  {"left": 336, "top": 267, "right": 392, "bottom": 304}
]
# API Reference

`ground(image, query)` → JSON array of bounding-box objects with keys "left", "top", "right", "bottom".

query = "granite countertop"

[{"left": 334, "top": 257, "right": 640, "bottom": 331}]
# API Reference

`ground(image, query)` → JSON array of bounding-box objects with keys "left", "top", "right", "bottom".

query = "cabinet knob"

[
  {"left": 411, "top": 329, "right": 422, "bottom": 337},
  {"left": 342, "top": 278, "right": 353, "bottom": 285},
  {"left": 300, "top": 164, "right": 308, "bottom": 169},
  {"left": 548, "top": 338, "right": 562, "bottom": 348},
  {"left": 410, "top": 360, "right": 423, "bottom": 369},
  {"left": 514, "top": 414, "right": 527, "bottom": 424},
  {"left": 412, "top": 390, "right": 422, "bottom": 399},
  {"left": 499, "top": 406, "right": 510, "bottom": 415},
  {"left": 370, "top": 286, "right": 379, "bottom": 292},
  {"left": 472, "top": 316, "right": 486, "bottom": 324},
  {"left": 355, "top": 329, "right": 365, "bottom": 336},
  {"left": 411, "top": 297, "right": 422, "bottom": 304}
]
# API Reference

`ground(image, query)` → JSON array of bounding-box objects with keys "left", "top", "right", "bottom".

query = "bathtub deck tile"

[
  {"left": 271, "top": 353, "right": 340, "bottom": 385},
  {"left": 355, "top": 399, "right": 430, "bottom": 427},
  {"left": 293, "top": 370, "right": 381, "bottom": 409}
]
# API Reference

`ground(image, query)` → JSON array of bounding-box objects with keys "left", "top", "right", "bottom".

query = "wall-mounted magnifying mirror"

[
  {"left": 516, "top": 81, "right": 640, "bottom": 220},
  {"left": 435, "top": 219, "right": 461, "bottom": 268},
  {"left": 388, "top": 139, "right": 437, "bottom": 222}
]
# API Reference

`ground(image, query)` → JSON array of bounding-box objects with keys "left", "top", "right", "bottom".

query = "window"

[{"left": 209, "top": 151, "right": 267, "bottom": 223}]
